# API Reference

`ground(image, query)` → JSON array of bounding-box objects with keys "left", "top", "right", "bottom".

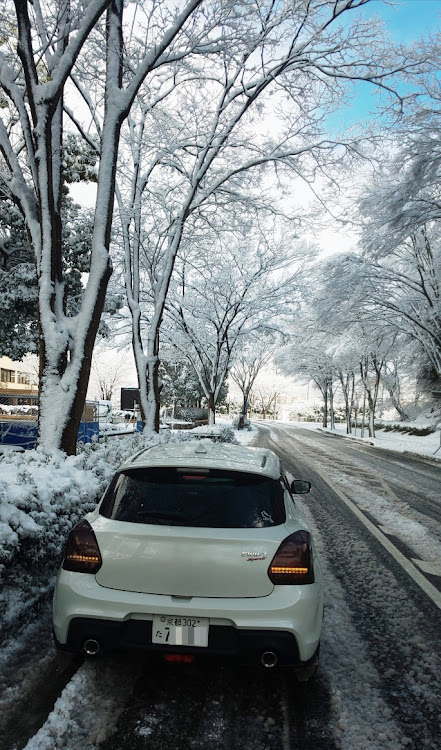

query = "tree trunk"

[
  {"left": 368, "top": 397, "right": 375, "bottom": 438},
  {"left": 387, "top": 387, "right": 409, "bottom": 421},
  {"left": 207, "top": 392, "right": 216, "bottom": 425},
  {"left": 340, "top": 372, "right": 354, "bottom": 435},
  {"left": 322, "top": 389, "right": 328, "bottom": 428},
  {"left": 361, "top": 390, "right": 366, "bottom": 438},
  {"left": 143, "top": 331, "right": 161, "bottom": 433},
  {"left": 37, "top": 0, "right": 123, "bottom": 454},
  {"left": 329, "top": 384, "right": 335, "bottom": 431}
]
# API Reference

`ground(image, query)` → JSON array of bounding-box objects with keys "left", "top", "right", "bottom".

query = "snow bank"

[
  {"left": 24, "top": 659, "right": 141, "bottom": 750},
  {"left": 286, "top": 420, "right": 441, "bottom": 460},
  {"left": 0, "top": 433, "right": 159, "bottom": 576}
]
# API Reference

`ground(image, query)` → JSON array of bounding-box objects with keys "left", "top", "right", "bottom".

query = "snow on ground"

[
  {"left": 295, "top": 420, "right": 441, "bottom": 460},
  {"left": 301, "top": 499, "right": 434, "bottom": 750},
  {"left": 302, "top": 504, "right": 411, "bottom": 750},
  {"left": 23, "top": 658, "right": 142, "bottom": 750}
]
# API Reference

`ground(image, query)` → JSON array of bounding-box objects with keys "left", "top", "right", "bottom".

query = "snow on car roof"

[{"left": 119, "top": 441, "right": 281, "bottom": 479}]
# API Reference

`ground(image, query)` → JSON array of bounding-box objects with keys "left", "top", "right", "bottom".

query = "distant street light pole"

[
  {"left": 432, "top": 391, "right": 441, "bottom": 454},
  {"left": 171, "top": 391, "right": 176, "bottom": 430}
]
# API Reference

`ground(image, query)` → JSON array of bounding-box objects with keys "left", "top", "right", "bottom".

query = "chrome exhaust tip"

[
  {"left": 261, "top": 650, "right": 278, "bottom": 668},
  {"left": 83, "top": 638, "right": 100, "bottom": 656}
]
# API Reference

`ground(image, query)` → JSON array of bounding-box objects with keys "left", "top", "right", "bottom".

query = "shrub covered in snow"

[
  {"left": 175, "top": 407, "right": 208, "bottom": 422},
  {"left": 0, "top": 433, "right": 161, "bottom": 577},
  {"left": 185, "top": 425, "right": 238, "bottom": 443}
]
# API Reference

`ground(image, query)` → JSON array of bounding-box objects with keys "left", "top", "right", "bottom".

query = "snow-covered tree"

[
  {"left": 277, "top": 332, "right": 338, "bottom": 429},
  {"left": 325, "top": 338, "right": 360, "bottom": 433},
  {"left": 253, "top": 386, "right": 280, "bottom": 421},
  {"left": 0, "top": 0, "right": 421, "bottom": 450},
  {"left": 0, "top": 0, "right": 207, "bottom": 453},
  {"left": 358, "top": 46, "right": 441, "bottom": 248},
  {"left": 159, "top": 356, "right": 206, "bottom": 411},
  {"left": 165, "top": 222, "right": 302, "bottom": 424},
  {"left": 89, "top": 348, "right": 132, "bottom": 402},
  {"left": 358, "top": 346, "right": 384, "bottom": 437},
  {"left": 382, "top": 347, "right": 414, "bottom": 422},
  {"left": 323, "top": 228, "right": 441, "bottom": 379},
  {"left": 0, "top": 196, "right": 93, "bottom": 360},
  {"left": 230, "top": 338, "right": 275, "bottom": 420},
  {"left": 113, "top": 0, "right": 415, "bottom": 432}
]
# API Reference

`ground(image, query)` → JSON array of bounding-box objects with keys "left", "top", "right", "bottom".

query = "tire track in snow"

[{"left": 22, "top": 657, "right": 141, "bottom": 750}]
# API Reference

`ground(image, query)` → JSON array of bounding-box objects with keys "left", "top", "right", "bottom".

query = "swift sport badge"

[{"left": 242, "top": 551, "right": 267, "bottom": 561}]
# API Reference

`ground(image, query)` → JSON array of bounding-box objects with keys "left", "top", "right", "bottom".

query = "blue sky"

[
  {"left": 368, "top": 0, "right": 441, "bottom": 42},
  {"left": 328, "top": 0, "right": 441, "bottom": 132},
  {"left": 318, "top": 1, "right": 441, "bottom": 252}
]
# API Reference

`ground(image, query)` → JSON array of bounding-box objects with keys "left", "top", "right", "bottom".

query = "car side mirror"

[{"left": 290, "top": 479, "right": 311, "bottom": 494}]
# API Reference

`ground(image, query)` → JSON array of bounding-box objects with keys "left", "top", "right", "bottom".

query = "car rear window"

[{"left": 99, "top": 467, "right": 286, "bottom": 528}]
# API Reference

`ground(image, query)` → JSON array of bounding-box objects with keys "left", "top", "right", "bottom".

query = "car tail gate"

[{"left": 93, "top": 520, "right": 282, "bottom": 598}]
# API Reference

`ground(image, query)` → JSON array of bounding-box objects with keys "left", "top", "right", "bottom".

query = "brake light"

[
  {"left": 268, "top": 530, "right": 314, "bottom": 584},
  {"left": 62, "top": 520, "right": 102, "bottom": 573},
  {"left": 163, "top": 654, "right": 195, "bottom": 664}
]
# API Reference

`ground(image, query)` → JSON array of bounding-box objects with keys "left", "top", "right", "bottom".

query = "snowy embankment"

[
  {"left": 0, "top": 434, "right": 153, "bottom": 574},
  {"left": 305, "top": 420, "right": 441, "bottom": 459}
]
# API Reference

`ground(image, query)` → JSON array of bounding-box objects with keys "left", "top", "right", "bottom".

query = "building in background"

[{"left": 0, "top": 355, "right": 38, "bottom": 407}]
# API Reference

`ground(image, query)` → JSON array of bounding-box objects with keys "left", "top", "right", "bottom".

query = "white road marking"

[
  {"left": 310, "top": 464, "right": 441, "bottom": 612},
  {"left": 271, "top": 426, "right": 441, "bottom": 609}
]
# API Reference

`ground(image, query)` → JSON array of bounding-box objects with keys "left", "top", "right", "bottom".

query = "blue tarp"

[
  {"left": 0, "top": 421, "right": 100, "bottom": 449},
  {"left": 76, "top": 421, "right": 100, "bottom": 444}
]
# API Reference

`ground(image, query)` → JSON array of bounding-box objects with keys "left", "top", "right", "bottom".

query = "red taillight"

[
  {"left": 268, "top": 530, "right": 314, "bottom": 584},
  {"left": 163, "top": 654, "right": 195, "bottom": 664},
  {"left": 62, "top": 520, "right": 102, "bottom": 573}
]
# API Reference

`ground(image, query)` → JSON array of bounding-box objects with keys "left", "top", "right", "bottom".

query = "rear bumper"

[
  {"left": 59, "top": 617, "right": 309, "bottom": 666},
  {"left": 53, "top": 570, "right": 323, "bottom": 664}
]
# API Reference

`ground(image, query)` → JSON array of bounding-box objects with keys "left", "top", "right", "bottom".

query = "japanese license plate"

[{"left": 152, "top": 615, "right": 209, "bottom": 647}]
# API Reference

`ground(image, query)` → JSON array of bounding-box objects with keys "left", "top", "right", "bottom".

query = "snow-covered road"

[{"left": 258, "top": 423, "right": 441, "bottom": 750}]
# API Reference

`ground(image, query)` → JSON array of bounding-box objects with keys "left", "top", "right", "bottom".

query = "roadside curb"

[{"left": 316, "top": 427, "right": 376, "bottom": 446}]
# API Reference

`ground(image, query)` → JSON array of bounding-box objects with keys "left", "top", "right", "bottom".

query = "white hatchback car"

[{"left": 53, "top": 441, "right": 323, "bottom": 673}]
